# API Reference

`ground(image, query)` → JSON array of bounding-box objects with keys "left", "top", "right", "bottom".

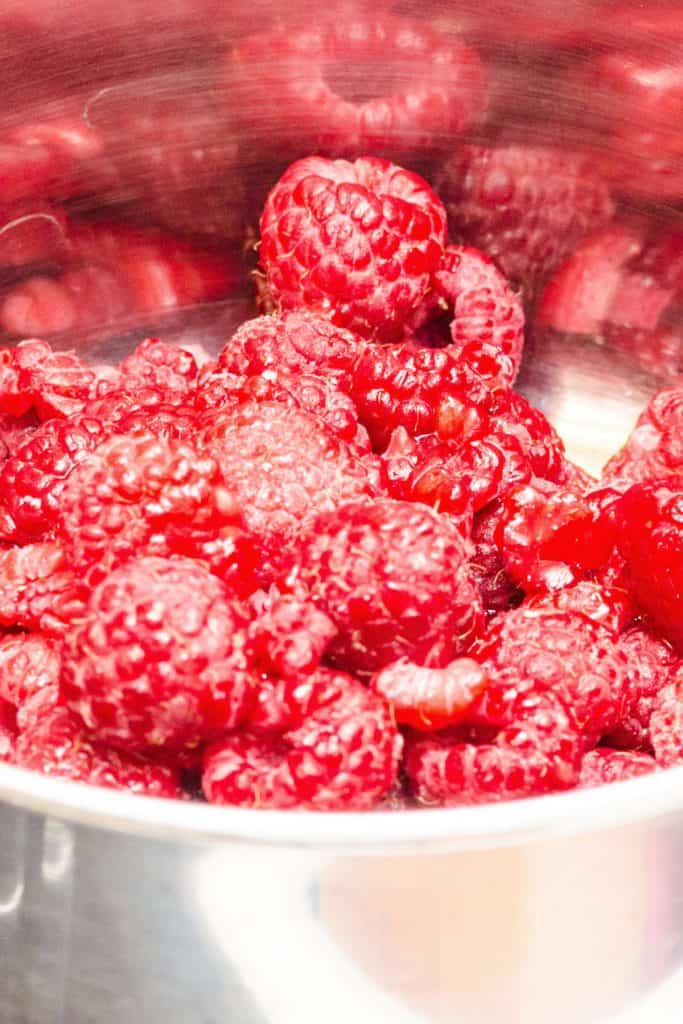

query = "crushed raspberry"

[
  {"left": 436, "top": 145, "right": 614, "bottom": 296},
  {"left": 57, "top": 431, "right": 259, "bottom": 593},
  {"left": 228, "top": 16, "right": 485, "bottom": 164},
  {"left": 259, "top": 155, "right": 447, "bottom": 342},
  {"left": 579, "top": 749, "right": 657, "bottom": 787},
  {"left": 202, "top": 671, "right": 401, "bottom": 809},
  {"left": 470, "top": 501, "right": 523, "bottom": 616},
  {"left": 289, "top": 498, "right": 483, "bottom": 676},
  {"left": 0, "top": 415, "right": 107, "bottom": 543},
  {"left": 61, "top": 556, "right": 254, "bottom": 753},
  {"left": 372, "top": 658, "right": 487, "bottom": 732}
]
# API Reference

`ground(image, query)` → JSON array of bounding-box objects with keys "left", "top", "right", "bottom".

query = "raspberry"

[
  {"left": 604, "top": 628, "right": 678, "bottom": 751},
  {"left": 0, "top": 541, "right": 86, "bottom": 635},
  {"left": 436, "top": 145, "right": 614, "bottom": 296},
  {"left": 603, "top": 387, "right": 683, "bottom": 486},
  {"left": 61, "top": 556, "right": 254, "bottom": 753},
  {"left": 118, "top": 338, "right": 199, "bottom": 398},
  {"left": 372, "top": 657, "right": 487, "bottom": 732},
  {"left": 527, "top": 580, "right": 634, "bottom": 635},
  {"left": 0, "top": 415, "right": 107, "bottom": 543},
  {"left": 431, "top": 244, "right": 525, "bottom": 387},
  {"left": 0, "top": 202, "right": 68, "bottom": 268},
  {"left": 579, "top": 748, "right": 656, "bottom": 787},
  {"left": 83, "top": 384, "right": 190, "bottom": 429},
  {"left": 0, "top": 410, "right": 40, "bottom": 455},
  {"left": 404, "top": 688, "right": 581, "bottom": 805},
  {"left": 116, "top": 403, "right": 200, "bottom": 444},
  {"left": 15, "top": 686, "right": 184, "bottom": 796},
  {"left": 202, "top": 402, "right": 379, "bottom": 582},
  {"left": 470, "top": 501, "right": 523, "bottom": 616},
  {"left": 259, "top": 155, "right": 447, "bottom": 343},
  {"left": 289, "top": 498, "right": 483, "bottom": 676},
  {"left": 497, "top": 479, "right": 619, "bottom": 594},
  {"left": 58, "top": 431, "right": 259, "bottom": 593},
  {"left": 0, "top": 632, "right": 61, "bottom": 708},
  {"left": 650, "top": 677, "right": 683, "bottom": 768},
  {"left": 228, "top": 16, "right": 485, "bottom": 164},
  {"left": 0, "top": 339, "right": 94, "bottom": 420},
  {"left": 247, "top": 593, "right": 337, "bottom": 681},
  {"left": 0, "top": 699, "right": 15, "bottom": 762},
  {"left": 202, "top": 671, "right": 401, "bottom": 809}
]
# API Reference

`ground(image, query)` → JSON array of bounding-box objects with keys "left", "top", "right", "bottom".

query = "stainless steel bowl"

[{"left": 2, "top": 3, "right": 683, "bottom": 1021}]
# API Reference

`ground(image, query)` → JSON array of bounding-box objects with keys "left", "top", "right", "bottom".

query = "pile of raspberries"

[{"left": 2, "top": 150, "right": 683, "bottom": 812}]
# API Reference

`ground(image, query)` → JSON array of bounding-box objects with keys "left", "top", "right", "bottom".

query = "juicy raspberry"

[
  {"left": 0, "top": 632, "right": 60, "bottom": 707},
  {"left": 404, "top": 688, "right": 581, "bottom": 805},
  {"left": 259, "top": 155, "right": 447, "bottom": 343},
  {"left": 436, "top": 145, "right": 614, "bottom": 295},
  {"left": 617, "top": 479, "right": 683, "bottom": 652},
  {"left": 118, "top": 338, "right": 199, "bottom": 397},
  {"left": 470, "top": 501, "right": 523, "bottom": 616},
  {"left": 116, "top": 404, "right": 200, "bottom": 443},
  {"left": 0, "top": 339, "right": 94, "bottom": 420},
  {"left": 0, "top": 541, "right": 86, "bottom": 635},
  {"left": 0, "top": 416, "right": 107, "bottom": 543},
  {"left": 604, "top": 628, "right": 678, "bottom": 751},
  {"left": 57, "top": 431, "right": 259, "bottom": 593},
  {"left": 527, "top": 580, "right": 634, "bottom": 635},
  {"left": 650, "top": 676, "right": 683, "bottom": 768},
  {"left": 289, "top": 498, "right": 483, "bottom": 676},
  {"left": 579, "top": 748, "right": 656, "bottom": 787},
  {"left": 0, "top": 202, "right": 68, "bottom": 268},
  {"left": 497, "top": 479, "right": 619, "bottom": 594},
  {"left": 372, "top": 657, "right": 487, "bottom": 732},
  {"left": 603, "top": 387, "right": 683, "bottom": 486},
  {"left": 15, "top": 686, "right": 184, "bottom": 796},
  {"left": 61, "top": 556, "right": 254, "bottom": 752},
  {"left": 83, "top": 384, "right": 191, "bottom": 430},
  {"left": 228, "top": 16, "right": 486, "bottom": 164},
  {"left": 0, "top": 410, "right": 40, "bottom": 455},
  {"left": 202, "top": 402, "right": 380, "bottom": 582},
  {"left": 202, "top": 671, "right": 402, "bottom": 809},
  {"left": 247, "top": 593, "right": 337, "bottom": 681}
]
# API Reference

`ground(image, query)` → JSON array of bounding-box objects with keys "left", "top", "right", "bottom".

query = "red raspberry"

[
  {"left": 228, "top": 16, "right": 485, "bottom": 164},
  {"left": 431, "top": 244, "right": 525, "bottom": 387},
  {"left": 118, "top": 338, "right": 199, "bottom": 398},
  {"left": 57, "top": 431, "right": 259, "bottom": 593},
  {"left": 290, "top": 498, "right": 483, "bottom": 676},
  {"left": 0, "top": 541, "right": 86, "bottom": 635},
  {"left": 579, "top": 748, "right": 656, "bottom": 787},
  {"left": 404, "top": 688, "right": 581, "bottom": 805},
  {"left": 497, "top": 479, "right": 619, "bottom": 594},
  {"left": 0, "top": 410, "right": 40, "bottom": 455},
  {"left": 604, "top": 628, "right": 678, "bottom": 751},
  {"left": 527, "top": 580, "right": 634, "bottom": 635},
  {"left": 650, "top": 675, "right": 683, "bottom": 768},
  {"left": 15, "top": 686, "right": 184, "bottom": 796},
  {"left": 259, "top": 155, "right": 447, "bottom": 343},
  {"left": 247, "top": 593, "right": 337, "bottom": 681},
  {"left": 0, "top": 698, "right": 15, "bottom": 762},
  {"left": 0, "top": 339, "right": 94, "bottom": 420},
  {"left": 603, "top": 387, "right": 683, "bottom": 486},
  {"left": 116, "top": 404, "right": 200, "bottom": 444},
  {"left": 0, "top": 415, "right": 107, "bottom": 543},
  {"left": 244, "top": 664, "right": 351, "bottom": 737},
  {"left": 61, "top": 556, "right": 254, "bottom": 753},
  {"left": 436, "top": 145, "right": 614, "bottom": 296},
  {"left": 202, "top": 671, "right": 401, "bottom": 809},
  {"left": 83, "top": 384, "right": 191, "bottom": 430},
  {"left": 470, "top": 501, "right": 523, "bottom": 616},
  {"left": 617, "top": 479, "right": 683, "bottom": 651},
  {"left": 372, "top": 657, "right": 487, "bottom": 732},
  {"left": 202, "top": 402, "right": 380, "bottom": 582},
  {"left": 0, "top": 632, "right": 60, "bottom": 707},
  {"left": 0, "top": 202, "right": 68, "bottom": 268}
]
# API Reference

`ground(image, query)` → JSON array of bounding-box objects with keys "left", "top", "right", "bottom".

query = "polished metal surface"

[{"left": 2, "top": 2, "right": 683, "bottom": 1021}]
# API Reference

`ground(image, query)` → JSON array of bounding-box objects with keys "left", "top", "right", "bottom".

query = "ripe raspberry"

[
  {"left": 0, "top": 541, "right": 86, "bottom": 635},
  {"left": 579, "top": 748, "right": 656, "bottom": 787},
  {"left": 58, "top": 431, "right": 259, "bottom": 593},
  {"left": 247, "top": 593, "right": 337, "bottom": 681},
  {"left": 203, "top": 402, "right": 380, "bottom": 582},
  {"left": 118, "top": 338, "right": 199, "bottom": 398},
  {"left": 436, "top": 145, "right": 614, "bottom": 296},
  {"left": 470, "top": 501, "right": 523, "bottom": 616},
  {"left": 0, "top": 410, "right": 40, "bottom": 455},
  {"left": 372, "top": 657, "right": 487, "bottom": 732},
  {"left": 0, "top": 202, "right": 68, "bottom": 268},
  {"left": 616, "top": 479, "right": 683, "bottom": 651},
  {"left": 289, "top": 498, "right": 483, "bottom": 676},
  {"left": 116, "top": 404, "right": 200, "bottom": 444},
  {"left": 83, "top": 384, "right": 191, "bottom": 430},
  {"left": 0, "top": 632, "right": 61, "bottom": 708},
  {"left": 431, "top": 244, "right": 525, "bottom": 387},
  {"left": 0, "top": 699, "right": 15, "bottom": 762},
  {"left": 650, "top": 673, "right": 683, "bottom": 768},
  {"left": 0, "top": 339, "right": 94, "bottom": 420},
  {"left": 228, "top": 16, "right": 485, "bottom": 164},
  {"left": 0, "top": 415, "right": 107, "bottom": 543},
  {"left": 604, "top": 628, "right": 678, "bottom": 751},
  {"left": 61, "top": 556, "right": 254, "bottom": 752},
  {"left": 15, "top": 686, "right": 184, "bottom": 796},
  {"left": 497, "top": 479, "right": 619, "bottom": 594},
  {"left": 404, "top": 688, "right": 581, "bottom": 805},
  {"left": 202, "top": 671, "right": 401, "bottom": 809},
  {"left": 603, "top": 387, "right": 683, "bottom": 486},
  {"left": 259, "top": 155, "right": 447, "bottom": 343},
  {"left": 527, "top": 580, "right": 634, "bottom": 635}
]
